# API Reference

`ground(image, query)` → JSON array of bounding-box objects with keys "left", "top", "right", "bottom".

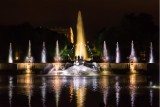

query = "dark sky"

[{"left": 0, "top": 0, "right": 158, "bottom": 37}]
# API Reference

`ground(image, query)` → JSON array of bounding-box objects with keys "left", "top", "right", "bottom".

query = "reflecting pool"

[{"left": 0, "top": 72, "right": 159, "bottom": 107}]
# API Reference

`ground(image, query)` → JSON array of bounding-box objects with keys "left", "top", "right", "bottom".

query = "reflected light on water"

[
  {"left": 41, "top": 77, "right": 46, "bottom": 107},
  {"left": 52, "top": 76, "right": 62, "bottom": 107},
  {"left": 100, "top": 76, "right": 109, "bottom": 106},
  {"left": 92, "top": 77, "right": 97, "bottom": 91},
  {"left": 129, "top": 74, "right": 137, "bottom": 107},
  {"left": 73, "top": 77, "right": 86, "bottom": 107},
  {"left": 115, "top": 77, "right": 120, "bottom": 107},
  {"left": 8, "top": 76, "right": 13, "bottom": 107},
  {"left": 17, "top": 74, "right": 33, "bottom": 107},
  {"left": 149, "top": 81, "right": 153, "bottom": 106},
  {"left": 1, "top": 74, "right": 158, "bottom": 107},
  {"left": 69, "top": 82, "right": 74, "bottom": 102}
]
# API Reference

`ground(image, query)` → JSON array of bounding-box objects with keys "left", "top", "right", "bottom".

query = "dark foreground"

[{"left": 0, "top": 71, "right": 159, "bottom": 107}]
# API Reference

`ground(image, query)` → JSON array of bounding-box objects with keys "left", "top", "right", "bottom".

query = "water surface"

[{"left": 0, "top": 72, "right": 159, "bottom": 107}]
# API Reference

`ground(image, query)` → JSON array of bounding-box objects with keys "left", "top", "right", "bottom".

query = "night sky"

[{"left": 0, "top": 0, "right": 158, "bottom": 37}]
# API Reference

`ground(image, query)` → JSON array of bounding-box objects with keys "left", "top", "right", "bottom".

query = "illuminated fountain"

[
  {"left": 129, "top": 41, "right": 137, "bottom": 63},
  {"left": 70, "top": 27, "right": 74, "bottom": 44},
  {"left": 75, "top": 11, "right": 88, "bottom": 60},
  {"left": 149, "top": 42, "right": 154, "bottom": 63},
  {"left": 129, "top": 74, "right": 137, "bottom": 107},
  {"left": 116, "top": 42, "right": 120, "bottom": 63},
  {"left": 129, "top": 41, "right": 137, "bottom": 72},
  {"left": 46, "top": 11, "right": 99, "bottom": 76},
  {"left": 54, "top": 40, "right": 61, "bottom": 62},
  {"left": 41, "top": 42, "right": 46, "bottom": 63},
  {"left": 102, "top": 41, "right": 109, "bottom": 62},
  {"left": 25, "top": 40, "right": 34, "bottom": 63},
  {"left": 8, "top": 43, "right": 13, "bottom": 63}
]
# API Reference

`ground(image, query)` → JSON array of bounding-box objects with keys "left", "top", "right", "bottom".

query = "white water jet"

[
  {"left": 116, "top": 42, "right": 120, "bottom": 63},
  {"left": 149, "top": 42, "right": 154, "bottom": 63},
  {"left": 8, "top": 43, "right": 13, "bottom": 63},
  {"left": 129, "top": 41, "right": 137, "bottom": 63},
  {"left": 25, "top": 40, "right": 33, "bottom": 63},
  {"left": 41, "top": 42, "right": 46, "bottom": 63},
  {"left": 54, "top": 40, "right": 61, "bottom": 62},
  {"left": 102, "top": 41, "right": 109, "bottom": 62}
]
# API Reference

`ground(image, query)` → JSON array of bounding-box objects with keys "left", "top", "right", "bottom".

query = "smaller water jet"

[
  {"left": 116, "top": 42, "right": 120, "bottom": 63},
  {"left": 8, "top": 43, "right": 13, "bottom": 63},
  {"left": 102, "top": 41, "right": 109, "bottom": 62},
  {"left": 70, "top": 27, "right": 74, "bottom": 44},
  {"left": 129, "top": 41, "right": 137, "bottom": 63},
  {"left": 41, "top": 42, "right": 46, "bottom": 63},
  {"left": 25, "top": 40, "right": 34, "bottom": 63},
  {"left": 149, "top": 42, "right": 154, "bottom": 63},
  {"left": 54, "top": 40, "right": 62, "bottom": 62}
]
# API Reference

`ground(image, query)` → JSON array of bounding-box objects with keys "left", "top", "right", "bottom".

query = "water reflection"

[
  {"left": 115, "top": 76, "right": 120, "bottom": 107},
  {"left": 41, "top": 77, "right": 46, "bottom": 107},
  {"left": 17, "top": 74, "right": 33, "bottom": 107},
  {"left": 69, "top": 81, "right": 74, "bottom": 102},
  {"left": 100, "top": 76, "right": 109, "bottom": 107},
  {"left": 73, "top": 77, "right": 87, "bottom": 107},
  {"left": 92, "top": 77, "right": 97, "bottom": 91},
  {"left": 8, "top": 76, "right": 13, "bottom": 107},
  {"left": 129, "top": 74, "right": 137, "bottom": 107},
  {"left": 1, "top": 74, "right": 158, "bottom": 107},
  {"left": 52, "top": 76, "right": 62, "bottom": 107},
  {"left": 149, "top": 81, "right": 153, "bottom": 106}
]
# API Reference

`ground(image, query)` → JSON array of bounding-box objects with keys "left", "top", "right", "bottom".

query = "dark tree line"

[{"left": 94, "top": 13, "right": 159, "bottom": 62}]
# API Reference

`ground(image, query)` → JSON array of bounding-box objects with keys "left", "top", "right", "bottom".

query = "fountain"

[
  {"left": 116, "top": 42, "right": 120, "bottom": 63},
  {"left": 75, "top": 11, "right": 88, "bottom": 60},
  {"left": 25, "top": 40, "right": 34, "bottom": 63},
  {"left": 54, "top": 40, "right": 61, "bottom": 62},
  {"left": 129, "top": 41, "right": 137, "bottom": 63},
  {"left": 70, "top": 27, "right": 74, "bottom": 44},
  {"left": 45, "top": 11, "right": 100, "bottom": 75},
  {"left": 8, "top": 43, "right": 13, "bottom": 63},
  {"left": 41, "top": 42, "right": 46, "bottom": 63},
  {"left": 102, "top": 41, "right": 109, "bottom": 62},
  {"left": 149, "top": 42, "right": 154, "bottom": 63}
]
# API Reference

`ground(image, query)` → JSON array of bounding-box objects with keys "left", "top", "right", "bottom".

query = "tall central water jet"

[
  {"left": 116, "top": 42, "right": 120, "bottom": 63},
  {"left": 54, "top": 40, "right": 61, "bottom": 62},
  {"left": 75, "top": 11, "right": 88, "bottom": 60},
  {"left": 129, "top": 41, "right": 137, "bottom": 63},
  {"left": 8, "top": 43, "right": 13, "bottom": 63},
  {"left": 102, "top": 41, "right": 109, "bottom": 62},
  {"left": 149, "top": 42, "right": 154, "bottom": 63},
  {"left": 41, "top": 42, "right": 46, "bottom": 63}
]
